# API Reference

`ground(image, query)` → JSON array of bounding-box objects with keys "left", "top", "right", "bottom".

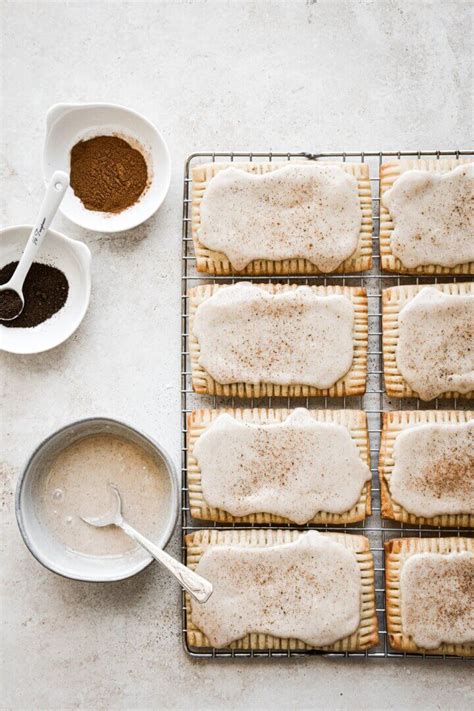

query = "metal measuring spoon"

[
  {"left": 0, "top": 171, "right": 69, "bottom": 321},
  {"left": 81, "top": 484, "right": 213, "bottom": 604}
]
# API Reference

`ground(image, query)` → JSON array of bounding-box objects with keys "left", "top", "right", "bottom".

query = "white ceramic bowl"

[
  {"left": 43, "top": 102, "right": 171, "bottom": 233},
  {"left": 0, "top": 225, "right": 91, "bottom": 354},
  {"left": 16, "top": 418, "right": 180, "bottom": 583}
]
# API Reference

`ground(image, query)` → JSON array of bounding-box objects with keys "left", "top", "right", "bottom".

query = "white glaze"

[
  {"left": 400, "top": 552, "right": 474, "bottom": 649},
  {"left": 396, "top": 287, "right": 474, "bottom": 400},
  {"left": 199, "top": 164, "right": 362, "bottom": 271},
  {"left": 384, "top": 163, "right": 474, "bottom": 268},
  {"left": 35, "top": 434, "right": 172, "bottom": 557},
  {"left": 191, "top": 531, "right": 362, "bottom": 648},
  {"left": 390, "top": 420, "right": 474, "bottom": 518},
  {"left": 194, "top": 409, "right": 371, "bottom": 523},
  {"left": 193, "top": 283, "right": 354, "bottom": 387},
  {"left": 390, "top": 421, "right": 474, "bottom": 518}
]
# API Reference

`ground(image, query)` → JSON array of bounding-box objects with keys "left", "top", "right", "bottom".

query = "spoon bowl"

[
  {"left": 81, "top": 484, "right": 123, "bottom": 528},
  {"left": 0, "top": 287, "right": 24, "bottom": 320},
  {"left": 82, "top": 483, "right": 213, "bottom": 603}
]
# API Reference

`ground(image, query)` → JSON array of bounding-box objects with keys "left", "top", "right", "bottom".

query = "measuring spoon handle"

[
  {"left": 9, "top": 171, "right": 69, "bottom": 292},
  {"left": 120, "top": 519, "right": 213, "bottom": 604}
]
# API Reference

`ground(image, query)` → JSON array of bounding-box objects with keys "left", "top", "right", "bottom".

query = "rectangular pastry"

[
  {"left": 185, "top": 529, "right": 379, "bottom": 652},
  {"left": 188, "top": 407, "right": 371, "bottom": 524},
  {"left": 385, "top": 537, "right": 474, "bottom": 657},
  {"left": 379, "top": 410, "right": 473, "bottom": 528},
  {"left": 191, "top": 161, "right": 373, "bottom": 275},
  {"left": 189, "top": 282, "right": 368, "bottom": 398},
  {"left": 382, "top": 282, "right": 473, "bottom": 400},
  {"left": 380, "top": 158, "right": 474, "bottom": 275}
]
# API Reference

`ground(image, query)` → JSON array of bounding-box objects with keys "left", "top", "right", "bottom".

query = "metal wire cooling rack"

[{"left": 180, "top": 149, "right": 474, "bottom": 660}]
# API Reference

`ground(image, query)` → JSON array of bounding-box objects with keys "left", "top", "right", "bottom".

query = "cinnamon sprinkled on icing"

[
  {"left": 400, "top": 552, "right": 474, "bottom": 649},
  {"left": 194, "top": 409, "right": 371, "bottom": 524},
  {"left": 390, "top": 421, "right": 474, "bottom": 517},
  {"left": 383, "top": 163, "right": 474, "bottom": 268},
  {"left": 193, "top": 283, "right": 354, "bottom": 387},
  {"left": 191, "top": 531, "right": 362, "bottom": 648},
  {"left": 199, "top": 164, "right": 362, "bottom": 272},
  {"left": 396, "top": 287, "right": 474, "bottom": 400}
]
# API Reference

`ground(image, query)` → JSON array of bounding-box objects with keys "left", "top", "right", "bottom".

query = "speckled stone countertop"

[{"left": 1, "top": 2, "right": 473, "bottom": 709}]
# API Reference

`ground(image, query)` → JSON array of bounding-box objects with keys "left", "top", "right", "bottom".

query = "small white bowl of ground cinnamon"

[{"left": 43, "top": 103, "right": 171, "bottom": 233}]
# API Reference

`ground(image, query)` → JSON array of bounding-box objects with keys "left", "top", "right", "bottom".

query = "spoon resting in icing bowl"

[{"left": 82, "top": 484, "right": 213, "bottom": 603}]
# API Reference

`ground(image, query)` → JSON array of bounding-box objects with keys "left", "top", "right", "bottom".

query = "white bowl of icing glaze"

[
  {"left": 16, "top": 418, "right": 179, "bottom": 583},
  {"left": 0, "top": 225, "right": 91, "bottom": 354},
  {"left": 43, "top": 102, "right": 171, "bottom": 233}
]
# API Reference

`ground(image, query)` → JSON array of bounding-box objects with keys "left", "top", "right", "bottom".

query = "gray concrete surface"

[{"left": 1, "top": 1, "right": 473, "bottom": 709}]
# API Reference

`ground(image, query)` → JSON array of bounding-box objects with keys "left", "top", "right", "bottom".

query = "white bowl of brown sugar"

[{"left": 43, "top": 103, "right": 171, "bottom": 233}]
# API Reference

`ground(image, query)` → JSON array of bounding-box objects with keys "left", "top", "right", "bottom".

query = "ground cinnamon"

[{"left": 70, "top": 135, "right": 148, "bottom": 213}]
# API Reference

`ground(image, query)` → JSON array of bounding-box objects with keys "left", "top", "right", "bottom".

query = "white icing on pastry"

[
  {"left": 193, "top": 283, "right": 354, "bottom": 388},
  {"left": 400, "top": 552, "right": 474, "bottom": 649},
  {"left": 383, "top": 163, "right": 474, "bottom": 268},
  {"left": 390, "top": 421, "right": 474, "bottom": 518},
  {"left": 199, "top": 164, "right": 362, "bottom": 271},
  {"left": 191, "top": 531, "right": 362, "bottom": 648},
  {"left": 194, "top": 409, "right": 371, "bottom": 524},
  {"left": 396, "top": 287, "right": 474, "bottom": 400}
]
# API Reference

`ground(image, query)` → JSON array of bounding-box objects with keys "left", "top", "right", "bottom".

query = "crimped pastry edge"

[
  {"left": 379, "top": 410, "right": 473, "bottom": 527},
  {"left": 185, "top": 529, "right": 379, "bottom": 652},
  {"left": 190, "top": 282, "right": 368, "bottom": 398},
  {"left": 382, "top": 281, "right": 474, "bottom": 400},
  {"left": 384, "top": 536, "right": 474, "bottom": 657},
  {"left": 191, "top": 161, "right": 373, "bottom": 275},
  {"left": 188, "top": 407, "right": 371, "bottom": 524},
  {"left": 380, "top": 158, "right": 474, "bottom": 275}
]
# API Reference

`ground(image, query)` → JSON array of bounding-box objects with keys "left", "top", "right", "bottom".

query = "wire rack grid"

[{"left": 180, "top": 149, "right": 474, "bottom": 660}]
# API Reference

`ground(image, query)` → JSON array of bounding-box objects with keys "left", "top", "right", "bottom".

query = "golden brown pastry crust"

[
  {"left": 186, "top": 529, "right": 379, "bottom": 652},
  {"left": 382, "top": 282, "right": 474, "bottom": 399},
  {"left": 188, "top": 408, "right": 371, "bottom": 524},
  {"left": 380, "top": 158, "right": 474, "bottom": 275},
  {"left": 191, "top": 161, "right": 373, "bottom": 275},
  {"left": 385, "top": 537, "right": 474, "bottom": 657},
  {"left": 380, "top": 410, "right": 473, "bottom": 528},
  {"left": 189, "top": 283, "right": 368, "bottom": 398}
]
